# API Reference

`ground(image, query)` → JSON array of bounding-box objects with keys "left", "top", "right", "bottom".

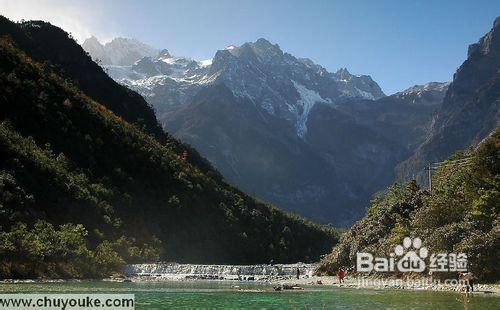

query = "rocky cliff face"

[{"left": 396, "top": 17, "right": 500, "bottom": 183}]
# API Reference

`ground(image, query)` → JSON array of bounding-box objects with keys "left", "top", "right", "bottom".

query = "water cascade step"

[{"left": 124, "top": 263, "right": 316, "bottom": 281}]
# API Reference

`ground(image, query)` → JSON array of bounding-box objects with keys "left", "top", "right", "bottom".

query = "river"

[{"left": 1, "top": 280, "right": 499, "bottom": 309}]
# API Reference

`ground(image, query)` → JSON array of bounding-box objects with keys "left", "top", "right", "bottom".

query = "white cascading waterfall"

[{"left": 123, "top": 263, "right": 316, "bottom": 281}]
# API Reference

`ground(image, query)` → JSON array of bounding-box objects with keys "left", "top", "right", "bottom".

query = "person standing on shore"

[
  {"left": 296, "top": 267, "right": 300, "bottom": 279},
  {"left": 337, "top": 269, "right": 345, "bottom": 284},
  {"left": 463, "top": 272, "right": 474, "bottom": 292}
]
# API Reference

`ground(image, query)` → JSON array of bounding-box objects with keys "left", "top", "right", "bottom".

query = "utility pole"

[
  {"left": 426, "top": 156, "right": 476, "bottom": 194},
  {"left": 427, "top": 163, "right": 432, "bottom": 193}
]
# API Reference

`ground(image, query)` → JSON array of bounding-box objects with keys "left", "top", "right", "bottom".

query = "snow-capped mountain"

[
  {"left": 82, "top": 36, "right": 159, "bottom": 66},
  {"left": 90, "top": 38, "right": 384, "bottom": 138},
  {"left": 393, "top": 82, "right": 449, "bottom": 105},
  {"left": 332, "top": 67, "right": 385, "bottom": 100},
  {"left": 83, "top": 37, "right": 442, "bottom": 226}
]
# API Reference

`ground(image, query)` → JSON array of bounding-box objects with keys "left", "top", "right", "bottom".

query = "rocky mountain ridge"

[{"left": 85, "top": 37, "right": 385, "bottom": 138}]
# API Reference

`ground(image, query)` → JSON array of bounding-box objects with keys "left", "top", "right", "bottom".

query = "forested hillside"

[
  {"left": 0, "top": 23, "right": 337, "bottom": 278},
  {"left": 0, "top": 16, "right": 218, "bottom": 179},
  {"left": 318, "top": 129, "right": 499, "bottom": 281}
]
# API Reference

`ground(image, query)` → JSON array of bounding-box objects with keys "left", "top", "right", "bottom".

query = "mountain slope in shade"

[
  {"left": 396, "top": 17, "right": 500, "bottom": 182},
  {"left": 0, "top": 17, "right": 164, "bottom": 139},
  {"left": 162, "top": 81, "right": 446, "bottom": 225},
  {"left": 0, "top": 18, "right": 338, "bottom": 276},
  {"left": 0, "top": 16, "right": 225, "bottom": 182}
]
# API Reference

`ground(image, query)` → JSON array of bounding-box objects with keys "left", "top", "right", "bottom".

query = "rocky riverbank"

[{"left": 121, "top": 263, "right": 499, "bottom": 295}]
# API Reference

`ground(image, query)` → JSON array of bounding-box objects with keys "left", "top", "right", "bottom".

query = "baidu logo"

[
  {"left": 395, "top": 237, "right": 427, "bottom": 272},
  {"left": 356, "top": 237, "right": 466, "bottom": 273}
]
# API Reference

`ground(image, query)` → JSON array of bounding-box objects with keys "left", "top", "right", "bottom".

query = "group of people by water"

[
  {"left": 295, "top": 267, "right": 346, "bottom": 283},
  {"left": 292, "top": 266, "right": 476, "bottom": 293}
]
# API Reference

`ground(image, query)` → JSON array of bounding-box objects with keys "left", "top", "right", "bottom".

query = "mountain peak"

[
  {"left": 254, "top": 37, "right": 277, "bottom": 47},
  {"left": 467, "top": 16, "right": 500, "bottom": 58},
  {"left": 82, "top": 36, "right": 104, "bottom": 50},
  {"left": 398, "top": 82, "right": 449, "bottom": 94},
  {"left": 83, "top": 36, "right": 101, "bottom": 45},
  {"left": 494, "top": 16, "right": 500, "bottom": 29},
  {"left": 336, "top": 67, "right": 350, "bottom": 74},
  {"left": 334, "top": 68, "right": 352, "bottom": 80},
  {"left": 109, "top": 37, "right": 139, "bottom": 44},
  {"left": 252, "top": 38, "right": 281, "bottom": 51},
  {"left": 332, "top": 68, "right": 385, "bottom": 99},
  {"left": 212, "top": 48, "right": 235, "bottom": 62},
  {"left": 392, "top": 81, "right": 449, "bottom": 105},
  {"left": 158, "top": 49, "right": 171, "bottom": 58},
  {"left": 82, "top": 36, "right": 158, "bottom": 66},
  {"left": 245, "top": 38, "right": 283, "bottom": 61}
]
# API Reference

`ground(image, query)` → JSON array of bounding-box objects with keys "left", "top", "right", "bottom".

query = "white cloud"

[{"left": 0, "top": 0, "right": 120, "bottom": 43}]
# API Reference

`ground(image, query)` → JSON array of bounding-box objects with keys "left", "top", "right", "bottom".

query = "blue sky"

[{"left": 1, "top": 0, "right": 499, "bottom": 94}]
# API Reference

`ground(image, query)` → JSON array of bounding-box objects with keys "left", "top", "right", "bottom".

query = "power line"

[
  {"left": 426, "top": 157, "right": 474, "bottom": 192},
  {"left": 425, "top": 153, "right": 499, "bottom": 192},
  {"left": 432, "top": 157, "right": 473, "bottom": 167}
]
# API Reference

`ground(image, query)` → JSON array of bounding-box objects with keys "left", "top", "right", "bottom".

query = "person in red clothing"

[{"left": 337, "top": 269, "right": 346, "bottom": 283}]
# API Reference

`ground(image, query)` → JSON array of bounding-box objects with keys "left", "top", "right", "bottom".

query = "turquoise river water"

[{"left": 0, "top": 280, "right": 499, "bottom": 309}]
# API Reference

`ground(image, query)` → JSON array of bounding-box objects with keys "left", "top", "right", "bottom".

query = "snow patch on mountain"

[
  {"left": 292, "top": 80, "right": 331, "bottom": 137},
  {"left": 356, "top": 88, "right": 376, "bottom": 100},
  {"left": 199, "top": 58, "right": 213, "bottom": 67}
]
